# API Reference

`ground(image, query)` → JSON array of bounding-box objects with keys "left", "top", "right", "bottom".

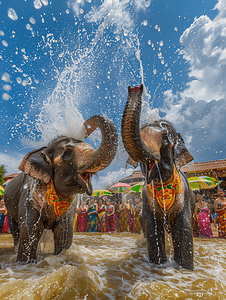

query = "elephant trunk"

[
  {"left": 78, "top": 115, "right": 118, "bottom": 172},
  {"left": 121, "top": 84, "right": 162, "bottom": 163}
]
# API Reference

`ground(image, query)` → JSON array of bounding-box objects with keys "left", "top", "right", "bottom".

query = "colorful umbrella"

[
  {"left": 109, "top": 182, "right": 131, "bottom": 193},
  {"left": 187, "top": 176, "right": 221, "bottom": 190},
  {"left": 130, "top": 182, "right": 144, "bottom": 193},
  {"left": 92, "top": 189, "right": 112, "bottom": 197},
  {"left": 0, "top": 186, "right": 4, "bottom": 195}
]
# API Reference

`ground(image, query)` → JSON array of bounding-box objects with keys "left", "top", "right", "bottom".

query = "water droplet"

[
  {"left": 174, "top": 27, "right": 178, "bottom": 31},
  {"left": 2, "top": 93, "right": 10, "bottom": 100},
  {"left": 41, "top": 0, "right": 48, "bottom": 5},
  {"left": 148, "top": 40, "right": 151, "bottom": 45},
  {"left": 2, "top": 40, "right": 8, "bottom": 47},
  {"left": 0, "top": 30, "right": 5, "bottom": 36},
  {"left": 26, "top": 24, "right": 33, "bottom": 30},
  {"left": 66, "top": 9, "right": 70, "bottom": 14},
  {"left": 160, "top": 41, "right": 164, "bottom": 47},
  {"left": 29, "top": 17, "right": 36, "bottom": 24},
  {"left": 22, "top": 80, "right": 28, "bottom": 86},
  {"left": 142, "top": 20, "right": 148, "bottom": 26},
  {"left": 34, "top": 0, "right": 42, "bottom": 9},
  {"left": 16, "top": 77, "right": 22, "bottom": 84},
  {"left": 202, "top": 125, "right": 204, "bottom": 128},
  {"left": 3, "top": 84, "right": 11, "bottom": 91},
  {"left": 153, "top": 69, "right": 157, "bottom": 75},
  {"left": 155, "top": 25, "right": 158, "bottom": 30},
  {"left": 8, "top": 8, "right": 18, "bottom": 21},
  {"left": 1, "top": 72, "right": 10, "bottom": 82}
]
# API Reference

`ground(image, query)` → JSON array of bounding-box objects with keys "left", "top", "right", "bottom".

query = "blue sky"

[{"left": 0, "top": 0, "right": 225, "bottom": 189}]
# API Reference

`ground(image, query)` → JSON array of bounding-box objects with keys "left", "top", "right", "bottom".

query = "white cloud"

[
  {"left": 92, "top": 166, "right": 134, "bottom": 190},
  {"left": 162, "top": 0, "right": 226, "bottom": 162},
  {"left": 0, "top": 152, "right": 24, "bottom": 175}
]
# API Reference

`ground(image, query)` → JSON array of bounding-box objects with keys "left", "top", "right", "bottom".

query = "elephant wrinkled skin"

[
  {"left": 121, "top": 84, "right": 195, "bottom": 270},
  {"left": 4, "top": 115, "right": 118, "bottom": 263}
]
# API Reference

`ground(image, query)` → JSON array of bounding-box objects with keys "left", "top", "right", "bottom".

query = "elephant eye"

[
  {"left": 62, "top": 148, "right": 73, "bottom": 160},
  {"left": 162, "top": 133, "right": 168, "bottom": 145}
]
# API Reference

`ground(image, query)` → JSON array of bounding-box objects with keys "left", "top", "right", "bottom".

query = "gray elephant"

[
  {"left": 121, "top": 84, "right": 195, "bottom": 270},
  {"left": 4, "top": 115, "right": 118, "bottom": 263}
]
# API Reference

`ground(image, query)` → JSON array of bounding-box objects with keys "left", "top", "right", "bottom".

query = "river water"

[{"left": 0, "top": 232, "right": 225, "bottom": 300}]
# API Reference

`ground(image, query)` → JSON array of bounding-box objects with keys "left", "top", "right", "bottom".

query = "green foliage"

[{"left": 0, "top": 165, "right": 6, "bottom": 186}]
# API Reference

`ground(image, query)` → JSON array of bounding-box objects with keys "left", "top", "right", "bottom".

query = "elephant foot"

[
  {"left": 174, "top": 256, "right": 193, "bottom": 271},
  {"left": 149, "top": 252, "right": 167, "bottom": 265}
]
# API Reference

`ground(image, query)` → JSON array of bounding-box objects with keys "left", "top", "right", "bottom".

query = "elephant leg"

[
  {"left": 17, "top": 204, "right": 44, "bottom": 263},
  {"left": 145, "top": 209, "right": 167, "bottom": 265},
  {"left": 8, "top": 215, "right": 20, "bottom": 247},
  {"left": 172, "top": 211, "right": 193, "bottom": 270},
  {"left": 52, "top": 217, "right": 74, "bottom": 255}
]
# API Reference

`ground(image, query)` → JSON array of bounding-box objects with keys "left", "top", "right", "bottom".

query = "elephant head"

[
  {"left": 19, "top": 115, "right": 118, "bottom": 197},
  {"left": 121, "top": 84, "right": 193, "bottom": 183}
]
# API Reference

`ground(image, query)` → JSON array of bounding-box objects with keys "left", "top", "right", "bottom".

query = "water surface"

[{"left": 0, "top": 232, "right": 225, "bottom": 299}]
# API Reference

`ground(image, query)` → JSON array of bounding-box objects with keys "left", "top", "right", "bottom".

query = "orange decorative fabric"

[
  {"left": 147, "top": 166, "right": 181, "bottom": 211},
  {"left": 45, "top": 181, "right": 72, "bottom": 218}
]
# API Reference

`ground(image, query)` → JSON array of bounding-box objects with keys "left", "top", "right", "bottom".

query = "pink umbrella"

[{"left": 109, "top": 182, "right": 131, "bottom": 193}]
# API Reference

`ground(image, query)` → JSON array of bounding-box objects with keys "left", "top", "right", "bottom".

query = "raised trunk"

[
  {"left": 121, "top": 84, "right": 161, "bottom": 163},
  {"left": 79, "top": 115, "right": 118, "bottom": 172}
]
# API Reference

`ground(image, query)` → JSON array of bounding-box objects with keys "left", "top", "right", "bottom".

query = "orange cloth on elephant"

[
  {"left": 147, "top": 166, "right": 181, "bottom": 211},
  {"left": 45, "top": 181, "right": 73, "bottom": 218}
]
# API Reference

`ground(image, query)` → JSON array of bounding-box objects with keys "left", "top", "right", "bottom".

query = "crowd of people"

[
  {"left": 74, "top": 195, "right": 142, "bottom": 234},
  {"left": 192, "top": 188, "right": 226, "bottom": 238},
  {"left": 1, "top": 187, "right": 226, "bottom": 238}
]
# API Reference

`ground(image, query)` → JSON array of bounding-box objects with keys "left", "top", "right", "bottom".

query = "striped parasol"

[
  {"left": 187, "top": 176, "right": 221, "bottom": 190},
  {"left": 0, "top": 186, "right": 4, "bottom": 195},
  {"left": 92, "top": 189, "right": 112, "bottom": 197},
  {"left": 109, "top": 182, "right": 131, "bottom": 193},
  {"left": 130, "top": 182, "right": 144, "bottom": 193}
]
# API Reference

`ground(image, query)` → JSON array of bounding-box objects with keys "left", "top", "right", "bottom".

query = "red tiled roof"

[
  {"left": 181, "top": 159, "right": 226, "bottom": 173},
  {"left": 3, "top": 173, "right": 20, "bottom": 181}
]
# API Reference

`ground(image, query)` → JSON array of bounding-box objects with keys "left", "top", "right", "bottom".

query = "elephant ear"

[
  {"left": 174, "top": 133, "right": 194, "bottom": 170},
  {"left": 18, "top": 147, "right": 52, "bottom": 183}
]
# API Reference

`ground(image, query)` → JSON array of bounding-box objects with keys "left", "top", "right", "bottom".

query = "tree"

[{"left": 0, "top": 165, "right": 6, "bottom": 186}]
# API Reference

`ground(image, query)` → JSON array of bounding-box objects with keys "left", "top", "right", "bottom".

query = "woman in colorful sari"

[
  {"left": 106, "top": 199, "right": 115, "bottom": 233},
  {"left": 98, "top": 199, "right": 107, "bottom": 232},
  {"left": 132, "top": 197, "right": 142, "bottom": 234},
  {"left": 0, "top": 199, "right": 6, "bottom": 233},
  {"left": 194, "top": 194, "right": 213, "bottom": 237},
  {"left": 118, "top": 198, "right": 130, "bottom": 232},
  {"left": 214, "top": 189, "right": 226, "bottom": 238},
  {"left": 87, "top": 198, "right": 98, "bottom": 232},
  {"left": 76, "top": 201, "right": 88, "bottom": 232}
]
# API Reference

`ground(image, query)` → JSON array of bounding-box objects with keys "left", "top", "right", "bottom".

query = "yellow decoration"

[
  {"left": 45, "top": 181, "right": 72, "bottom": 218},
  {"left": 147, "top": 166, "right": 181, "bottom": 211}
]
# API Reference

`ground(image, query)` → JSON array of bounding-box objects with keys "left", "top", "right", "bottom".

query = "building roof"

[
  {"left": 181, "top": 159, "right": 226, "bottom": 174},
  {"left": 3, "top": 173, "right": 20, "bottom": 181}
]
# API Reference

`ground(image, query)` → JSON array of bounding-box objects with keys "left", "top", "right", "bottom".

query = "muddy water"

[{"left": 0, "top": 233, "right": 226, "bottom": 300}]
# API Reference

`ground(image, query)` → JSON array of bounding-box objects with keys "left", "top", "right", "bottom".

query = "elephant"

[
  {"left": 121, "top": 84, "right": 195, "bottom": 270},
  {"left": 4, "top": 115, "right": 118, "bottom": 263}
]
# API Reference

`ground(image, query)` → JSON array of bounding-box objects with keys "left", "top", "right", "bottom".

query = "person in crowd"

[
  {"left": 118, "top": 198, "right": 130, "bottom": 232},
  {"left": 76, "top": 200, "right": 88, "bottom": 232},
  {"left": 102, "top": 196, "right": 107, "bottom": 206},
  {"left": 132, "top": 197, "right": 142, "bottom": 234},
  {"left": 87, "top": 198, "right": 98, "bottom": 232},
  {"left": 128, "top": 199, "right": 133, "bottom": 233},
  {"left": 98, "top": 198, "right": 107, "bottom": 232},
  {"left": 0, "top": 199, "right": 6, "bottom": 233},
  {"left": 194, "top": 194, "right": 213, "bottom": 237},
  {"left": 106, "top": 199, "right": 115, "bottom": 233},
  {"left": 214, "top": 189, "right": 226, "bottom": 238},
  {"left": 114, "top": 199, "right": 120, "bottom": 232}
]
